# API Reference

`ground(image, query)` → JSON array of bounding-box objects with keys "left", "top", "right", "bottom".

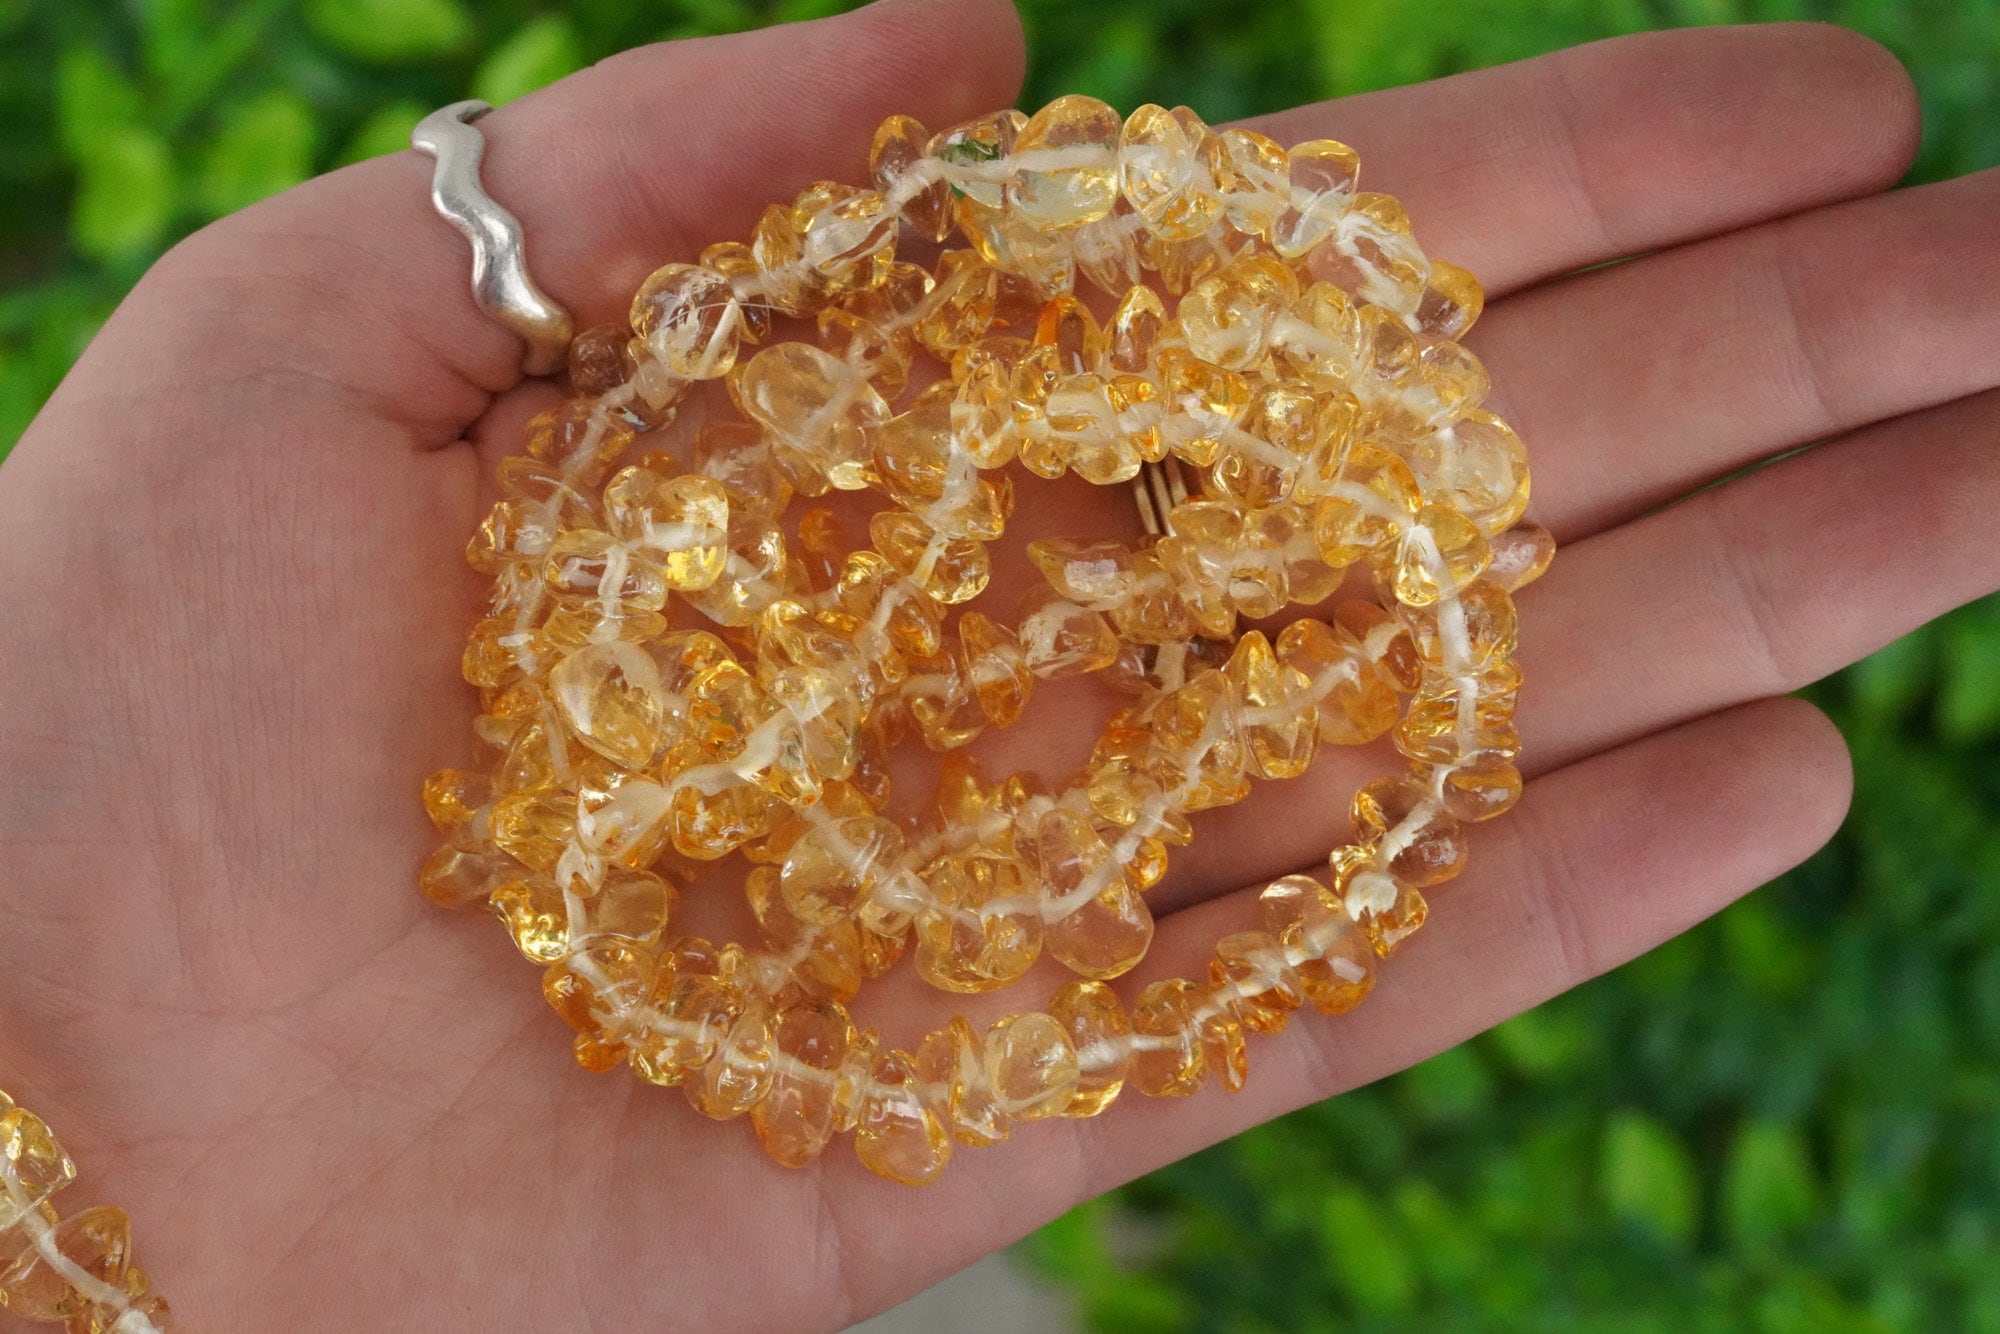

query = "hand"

[{"left": 1, "top": 2, "right": 1986, "bottom": 1326}]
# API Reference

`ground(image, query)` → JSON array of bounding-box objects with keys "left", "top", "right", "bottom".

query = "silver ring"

[{"left": 411, "top": 100, "right": 576, "bottom": 377}]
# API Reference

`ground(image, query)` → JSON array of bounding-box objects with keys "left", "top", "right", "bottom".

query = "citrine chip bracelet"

[{"left": 418, "top": 94, "right": 1551, "bottom": 1187}]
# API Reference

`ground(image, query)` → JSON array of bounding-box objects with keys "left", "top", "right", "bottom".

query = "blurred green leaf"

[
  {"left": 1600, "top": 1111, "right": 1700, "bottom": 1244},
  {"left": 1081, "top": 1274, "right": 1191, "bottom": 1334},
  {"left": 1849, "top": 625, "right": 1935, "bottom": 724},
  {"left": 305, "top": 0, "right": 474, "bottom": 63},
  {"left": 1939, "top": 601, "right": 2000, "bottom": 743},
  {"left": 473, "top": 16, "right": 586, "bottom": 105},
  {"left": 1397, "top": 1042, "right": 1494, "bottom": 1123},
  {"left": 69, "top": 126, "right": 175, "bottom": 262},
  {"left": 1488, "top": 1000, "right": 1596, "bottom": 1077},
  {"left": 1720, "top": 894, "right": 1811, "bottom": 998},
  {"left": 1019, "top": 1201, "right": 1115, "bottom": 1291},
  {"left": 1722, "top": 1121, "right": 1822, "bottom": 1250},
  {"left": 1318, "top": 1184, "right": 1416, "bottom": 1315},
  {"left": 196, "top": 90, "right": 317, "bottom": 218},
  {"left": 55, "top": 47, "right": 143, "bottom": 162}
]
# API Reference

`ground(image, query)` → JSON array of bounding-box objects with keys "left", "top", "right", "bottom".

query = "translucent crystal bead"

[
  {"left": 1037, "top": 809, "right": 1154, "bottom": 979},
  {"left": 902, "top": 647, "right": 986, "bottom": 752},
  {"left": 567, "top": 320, "right": 637, "bottom": 395},
  {"left": 780, "top": 815, "right": 908, "bottom": 925},
  {"left": 1417, "top": 409, "right": 1532, "bottom": 536},
  {"left": 1312, "top": 442, "right": 1419, "bottom": 567},
  {"left": 1150, "top": 670, "right": 1249, "bottom": 811},
  {"left": 665, "top": 760, "right": 778, "bottom": 860},
  {"left": 1209, "top": 928, "right": 1304, "bottom": 1034},
  {"left": 540, "top": 530, "right": 669, "bottom": 614},
  {"left": 685, "top": 998, "right": 775, "bottom": 1120},
  {"left": 752, "top": 999, "right": 854, "bottom": 1168},
  {"left": 465, "top": 500, "right": 559, "bottom": 576},
  {"left": 1393, "top": 659, "right": 1522, "bottom": 766},
  {"left": 1071, "top": 209, "right": 1144, "bottom": 296},
  {"left": 1335, "top": 599, "right": 1425, "bottom": 691},
  {"left": 983, "top": 1013, "right": 1081, "bottom": 1119},
  {"left": 1028, "top": 538, "right": 1137, "bottom": 612},
  {"left": 869, "top": 511, "right": 991, "bottom": 604},
  {"left": 1016, "top": 586, "right": 1119, "bottom": 677},
  {"left": 1048, "top": 980, "right": 1132, "bottom": 1115},
  {"left": 688, "top": 420, "right": 791, "bottom": 517},
  {"left": 630, "top": 262, "right": 744, "bottom": 379},
  {"left": 1108, "top": 547, "right": 1196, "bottom": 646},
  {"left": 1330, "top": 843, "right": 1429, "bottom": 955},
  {"left": 418, "top": 844, "right": 518, "bottom": 909},
  {"left": 1271, "top": 139, "right": 1360, "bottom": 258},
  {"left": 1352, "top": 776, "right": 1468, "bottom": 887},
  {"left": 1259, "top": 873, "right": 1378, "bottom": 1014},
  {"left": 1130, "top": 979, "right": 1206, "bottom": 1096},
  {"left": 1439, "top": 754, "right": 1524, "bottom": 822},
  {"left": 958, "top": 612, "right": 1032, "bottom": 726},
  {"left": 1156, "top": 346, "right": 1252, "bottom": 467},
  {"left": 0, "top": 1204, "right": 130, "bottom": 1322},
  {"left": 1197, "top": 994, "right": 1251, "bottom": 1093},
  {"left": 837, "top": 550, "right": 942, "bottom": 660},
  {"left": 913, "top": 1017, "right": 1010, "bottom": 1146},
  {"left": 854, "top": 1049, "right": 953, "bottom": 1185},
  {"left": 914, "top": 852, "right": 1041, "bottom": 991},
  {"left": 731, "top": 341, "right": 888, "bottom": 493},
  {"left": 489, "top": 866, "right": 673, "bottom": 964},
  {"left": 766, "top": 665, "right": 864, "bottom": 785},
  {"left": 1402, "top": 579, "right": 1518, "bottom": 671},
  {"left": 542, "top": 943, "right": 655, "bottom": 1053},
  {"left": 488, "top": 788, "right": 576, "bottom": 872},
  {"left": 523, "top": 399, "right": 637, "bottom": 478},
  {"left": 1221, "top": 631, "right": 1317, "bottom": 780},
  {"left": 1386, "top": 506, "right": 1492, "bottom": 607},
  {"left": 748, "top": 201, "right": 826, "bottom": 317},
  {"left": 1119, "top": 103, "right": 1226, "bottom": 241},
  {"left": 549, "top": 641, "right": 668, "bottom": 770},
  {"left": 632, "top": 968, "right": 748, "bottom": 1087},
  {"left": 421, "top": 768, "right": 489, "bottom": 847},
  {"left": 1179, "top": 253, "right": 1298, "bottom": 372},
  {"left": 1310, "top": 191, "right": 1431, "bottom": 316},
  {"left": 1214, "top": 381, "right": 1319, "bottom": 506},
  {"left": 1107, "top": 283, "right": 1166, "bottom": 373},
  {"left": 914, "top": 249, "right": 998, "bottom": 358},
  {"left": 870, "top": 113, "right": 953, "bottom": 242},
  {"left": 681, "top": 511, "right": 791, "bottom": 627},
  {"left": 1007, "top": 94, "right": 1123, "bottom": 230},
  {"left": 1218, "top": 127, "right": 1291, "bottom": 236},
  {"left": 1417, "top": 259, "right": 1485, "bottom": 339},
  {"left": 602, "top": 468, "right": 731, "bottom": 590},
  {"left": 1273, "top": 618, "right": 1400, "bottom": 746},
  {"left": 0, "top": 1108, "right": 74, "bottom": 1227},
  {"left": 1489, "top": 522, "right": 1556, "bottom": 593},
  {"left": 793, "top": 182, "right": 898, "bottom": 293},
  {"left": 928, "top": 110, "right": 1027, "bottom": 209}
]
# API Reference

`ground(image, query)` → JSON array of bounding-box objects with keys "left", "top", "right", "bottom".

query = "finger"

[
  {"left": 1480, "top": 167, "right": 2000, "bottom": 542},
  {"left": 72, "top": 0, "right": 1026, "bottom": 443},
  {"left": 828, "top": 696, "right": 1853, "bottom": 1319},
  {"left": 1240, "top": 23, "right": 1917, "bottom": 297},
  {"left": 1519, "top": 385, "right": 2000, "bottom": 773}
]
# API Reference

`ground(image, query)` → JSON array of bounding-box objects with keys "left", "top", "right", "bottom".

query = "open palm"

[{"left": 2, "top": 1, "right": 1992, "bottom": 1326}]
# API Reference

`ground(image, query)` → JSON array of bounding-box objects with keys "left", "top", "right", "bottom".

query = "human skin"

[{"left": 2, "top": 0, "right": 1995, "bottom": 1326}]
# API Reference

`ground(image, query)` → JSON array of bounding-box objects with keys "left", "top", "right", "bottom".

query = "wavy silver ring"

[{"left": 412, "top": 100, "right": 576, "bottom": 378}]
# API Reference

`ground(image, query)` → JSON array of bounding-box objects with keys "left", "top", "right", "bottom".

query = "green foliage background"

[{"left": 2, "top": 1, "right": 1997, "bottom": 1329}]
